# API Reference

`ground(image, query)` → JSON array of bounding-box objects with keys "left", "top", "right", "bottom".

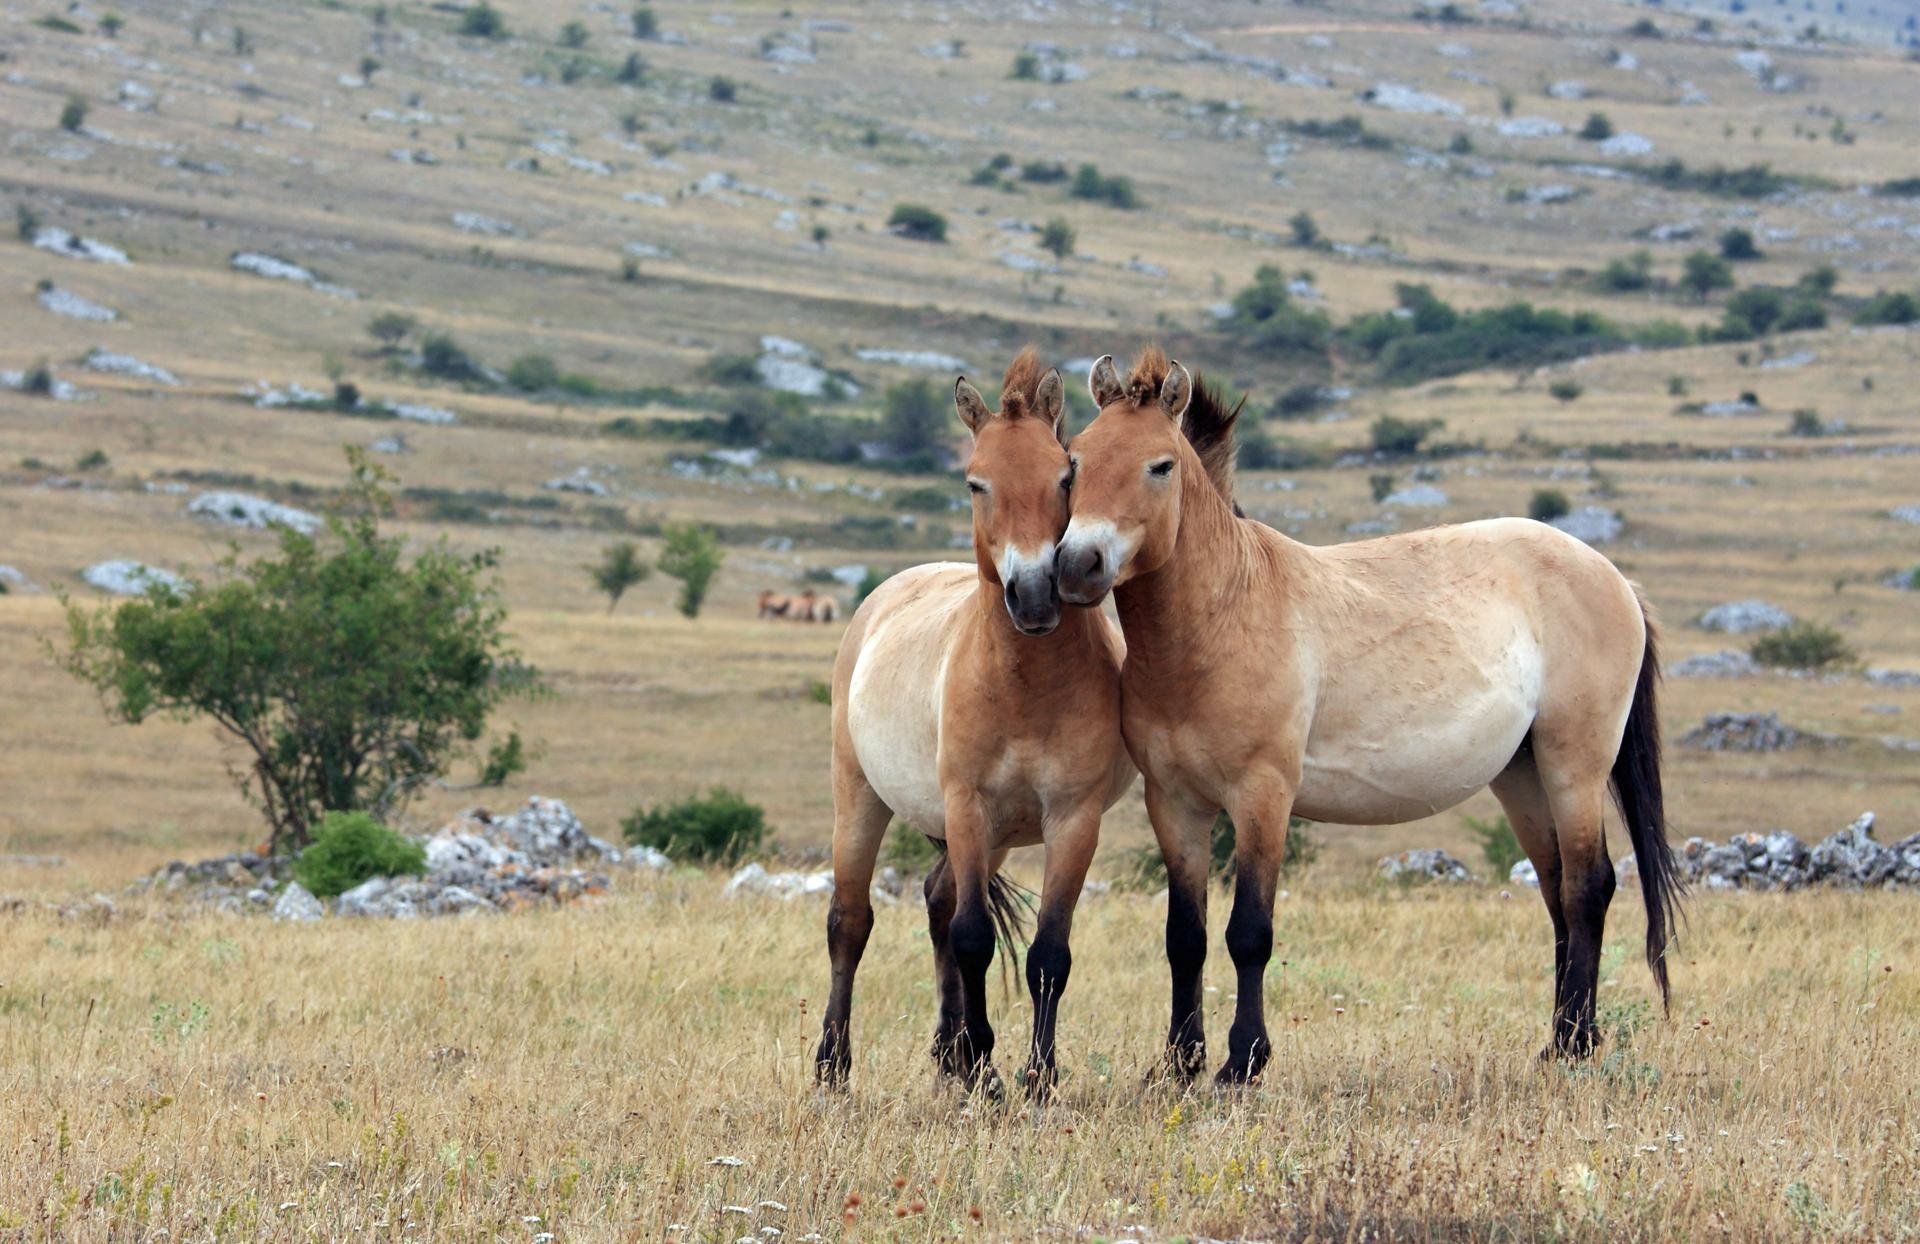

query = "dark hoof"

[{"left": 1213, "top": 1060, "right": 1265, "bottom": 1088}]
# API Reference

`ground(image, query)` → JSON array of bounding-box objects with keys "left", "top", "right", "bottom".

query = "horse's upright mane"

[
  {"left": 999, "top": 346, "right": 1047, "bottom": 420},
  {"left": 1182, "top": 374, "right": 1244, "bottom": 508},
  {"left": 1125, "top": 345, "right": 1170, "bottom": 406}
]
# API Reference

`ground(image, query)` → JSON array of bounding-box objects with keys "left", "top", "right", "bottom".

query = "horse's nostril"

[{"left": 1086, "top": 548, "right": 1104, "bottom": 577}]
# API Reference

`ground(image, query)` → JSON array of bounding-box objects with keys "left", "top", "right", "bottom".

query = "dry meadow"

[{"left": 5, "top": 0, "right": 1920, "bottom": 1236}]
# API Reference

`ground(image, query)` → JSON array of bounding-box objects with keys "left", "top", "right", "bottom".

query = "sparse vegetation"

[
  {"left": 623, "top": 787, "right": 766, "bottom": 863},
  {"left": 631, "top": 6, "right": 657, "bottom": 39},
  {"left": 1039, "top": 217, "right": 1076, "bottom": 261},
  {"left": 1854, "top": 290, "right": 1919, "bottom": 326},
  {"left": 708, "top": 75, "right": 738, "bottom": 103},
  {"left": 419, "top": 333, "right": 487, "bottom": 382},
  {"left": 558, "top": 20, "right": 589, "bottom": 48},
  {"left": 1463, "top": 814, "right": 1526, "bottom": 879},
  {"left": 886, "top": 203, "right": 948, "bottom": 243},
  {"left": 589, "top": 541, "right": 652, "bottom": 613},
  {"left": 291, "top": 811, "right": 426, "bottom": 897},
  {"left": 1788, "top": 408, "right": 1826, "bottom": 438},
  {"left": 1288, "top": 210, "right": 1323, "bottom": 248},
  {"left": 1578, "top": 112, "right": 1614, "bottom": 141},
  {"left": 1720, "top": 227, "right": 1763, "bottom": 262},
  {"left": 1595, "top": 250, "right": 1653, "bottom": 292},
  {"left": 1341, "top": 283, "right": 1667, "bottom": 385},
  {"left": 506, "top": 354, "right": 562, "bottom": 393},
  {"left": 1226, "top": 264, "right": 1333, "bottom": 357},
  {"left": 1369, "top": 414, "right": 1443, "bottom": 456},
  {"left": 366, "top": 312, "right": 418, "bottom": 351},
  {"left": 16, "top": 202, "right": 40, "bottom": 241},
  {"left": 1548, "top": 379, "right": 1584, "bottom": 403},
  {"left": 1010, "top": 52, "right": 1041, "bottom": 80},
  {"left": 59, "top": 96, "right": 88, "bottom": 133},
  {"left": 657, "top": 523, "right": 723, "bottom": 618},
  {"left": 1068, "top": 164, "right": 1141, "bottom": 209},
  {"left": 1749, "top": 621, "right": 1856, "bottom": 671},
  {"left": 458, "top": 2, "right": 505, "bottom": 38},
  {"left": 1529, "top": 488, "right": 1571, "bottom": 522},
  {"left": 1681, "top": 251, "right": 1735, "bottom": 301}
]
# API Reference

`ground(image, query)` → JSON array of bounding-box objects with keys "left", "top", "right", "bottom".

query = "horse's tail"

[{"left": 1612, "top": 593, "right": 1682, "bottom": 1013}]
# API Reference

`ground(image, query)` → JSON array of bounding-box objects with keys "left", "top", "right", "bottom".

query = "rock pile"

[
  {"left": 1549, "top": 507, "right": 1622, "bottom": 545},
  {"left": 188, "top": 490, "right": 322, "bottom": 534},
  {"left": 1678, "top": 813, "right": 1919, "bottom": 891},
  {"left": 1671, "top": 649, "right": 1759, "bottom": 678},
  {"left": 1378, "top": 849, "right": 1475, "bottom": 884},
  {"left": 1694, "top": 600, "right": 1792, "bottom": 633},
  {"left": 82, "top": 559, "right": 185, "bottom": 595},
  {"left": 1680, "top": 711, "right": 1829, "bottom": 752},
  {"left": 137, "top": 798, "right": 667, "bottom": 919}
]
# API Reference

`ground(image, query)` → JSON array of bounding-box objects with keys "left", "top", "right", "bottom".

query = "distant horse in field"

[
  {"left": 1054, "top": 348, "right": 1682, "bottom": 1082},
  {"left": 758, "top": 590, "right": 798, "bottom": 619},
  {"left": 814, "top": 350, "right": 1134, "bottom": 1096},
  {"left": 808, "top": 594, "right": 840, "bottom": 623}
]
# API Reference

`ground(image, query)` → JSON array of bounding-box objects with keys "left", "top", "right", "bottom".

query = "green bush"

[
  {"left": 1578, "top": 111, "right": 1614, "bottom": 141},
  {"left": 589, "top": 540, "right": 651, "bottom": 612},
  {"left": 61, "top": 453, "right": 534, "bottom": 851},
  {"left": 459, "top": 2, "right": 506, "bottom": 38},
  {"left": 506, "top": 354, "right": 561, "bottom": 392},
  {"left": 1288, "top": 210, "right": 1322, "bottom": 247},
  {"left": 881, "top": 825, "right": 942, "bottom": 873},
  {"left": 1640, "top": 160, "right": 1792, "bottom": 200},
  {"left": 1529, "top": 488, "right": 1571, "bottom": 522},
  {"left": 1463, "top": 814, "right": 1525, "bottom": 879},
  {"left": 887, "top": 203, "right": 948, "bottom": 242},
  {"left": 1787, "top": 409, "right": 1825, "bottom": 438},
  {"left": 622, "top": 787, "right": 767, "bottom": 863},
  {"left": 707, "top": 75, "right": 737, "bottom": 103},
  {"left": 1548, "top": 379, "right": 1584, "bottom": 403},
  {"left": 367, "top": 312, "right": 417, "bottom": 350},
  {"left": 1854, "top": 290, "right": 1920, "bottom": 327},
  {"left": 1020, "top": 160, "right": 1068, "bottom": 184},
  {"left": 855, "top": 567, "right": 888, "bottom": 605},
  {"left": 1369, "top": 414, "right": 1443, "bottom": 456},
  {"left": 558, "top": 19, "right": 589, "bottom": 47},
  {"left": 1720, "top": 227, "right": 1763, "bottom": 261},
  {"left": 420, "top": 333, "right": 486, "bottom": 382},
  {"left": 1778, "top": 298, "right": 1828, "bottom": 331},
  {"left": 1226, "top": 264, "right": 1333, "bottom": 357},
  {"left": 1369, "top": 473, "right": 1397, "bottom": 503},
  {"left": 1749, "top": 621, "right": 1856, "bottom": 671},
  {"left": 1341, "top": 284, "right": 1631, "bottom": 385},
  {"left": 1680, "top": 251, "right": 1734, "bottom": 300},
  {"left": 59, "top": 96, "right": 88, "bottom": 132},
  {"left": 631, "top": 6, "right": 657, "bottom": 38},
  {"left": 657, "top": 523, "right": 723, "bottom": 618},
  {"left": 1010, "top": 52, "right": 1041, "bottom": 80},
  {"left": 1039, "top": 217, "right": 1076, "bottom": 260},
  {"left": 1595, "top": 250, "right": 1653, "bottom": 292},
  {"left": 1115, "top": 814, "right": 1318, "bottom": 892},
  {"left": 1068, "top": 164, "right": 1141, "bottom": 209},
  {"left": 292, "top": 811, "right": 426, "bottom": 897}
]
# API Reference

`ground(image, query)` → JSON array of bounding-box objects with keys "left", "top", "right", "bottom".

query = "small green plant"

[
  {"left": 1719, "top": 227, "right": 1763, "bottom": 261},
  {"left": 617, "top": 53, "right": 646, "bottom": 85},
  {"left": 1548, "top": 379, "right": 1584, "bottom": 403},
  {"left": 1448, "top": 131, "right": 1474, "bottom": 155},
  {"left": 1529, "top": 488, "right": 1571, "bottom": 522},
  {"left": 1020, "top": 159, "right": 1068, "bottom": 184},
  {"left": 881, "top": 824, "right": 941, "bottom": 873},
  {"left": 16, "top": 202, "right": 41, "bottom": 241},
  {"left": 558, "top": 19, "right": 589, "bottom": 47},
  {"left": 1010, "top": 52, "right": 1041, "bottom": 80},
  {"left": 1680, "top": 250, "right": 1734, "bottom": 301},
  {"left": 657, "top": 523, "right": 723, "bottom": 618},
  {"left": 708, "top": 75, "right": 738, "bottom": 103},
  {"left": 887, "top": 203, "right": 948, "bottom": 242},
  {"left": 1369, "top": 415, "right": 1442, "bottom": 456},
  {"left": 806, "top": 679, "right": 832, "bottom": 705},
  {"left": 1369, "top": 473, "right": 1397, "bottom": 503},
  {"left": 367, "top": 312, "right": 417, "bottom": 351},
  {"left": 1288, "top": 209, "right": 1321, "bottom": 247},
  {"left": 420, "top": 333, "right": 484, "bottom": 382},
  {"left": 622, "top": 788, "right": 767, "bottom": 863},
  {"left": 292, "top": 811, "right": 427, "bottom": 897},
  {"left": 620, "top": 254, "right": 641, "bottom": 282},
  {"left": 21, "top": 360, "right": 55, "bottom": 396},
  {"left": 75, "top": 449, "right": 110, "bottom": 472},
  {"left": 1787, "top": 408, "right": 1825, "bottom": 438},
  {"left": 1463, "top": 814, "right": 1526, "bottom": 879},
  {"left": 59, "top": 96, "right": 88, "bottom": 133},
  {"left": 631, "top": 6, "right": 657, "bottom": 38},
  {"left": 1595, "top": 249, "right": 1653, "bottom": 292},
  {"left": 589, "top": 541, "right": 651, "bottom": 613},
  {"left": 459, "top": 2, "right": 505, "bottom": 38},
  {"left": 855, "top": 567, "right": 888, "bottom": 605},
  {"left": 34, "top": 13, "right": 84, "bottom": 32},
  {"left": 100, "top": 13, "right": 125, "bottom": 37},
  {"left": 1116, "top": 814, "right": 1318, "bottom": 892},
  {"left": 1577, "top": 111, "right": 1614, "bottom": 141},
  {"left": 1667, "top": 375, "right": 1688, "bottom": 397},
  {"left": 1039, "top": 217, "right": 1076, "bottom": 261},
  {"left": 1749, "top": 621, "right": 1856, "bottom": 671},
  {"left": 1069, "top": 164, "right": 1141, "bottom": 209},
  {"left": 506, "top": 354, "right": 561, "bottom": 392},
  {"left": 1854, "top": 290, "right": 1919, "bottom": 327}
]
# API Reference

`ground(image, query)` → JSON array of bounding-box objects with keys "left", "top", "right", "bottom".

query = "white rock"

[
  {"left": 1365, "top": 82, "right": 1464, "bottom": 117},
  {"left": 1546, "top": 79, "right": 1588, "bottom": 100},
  {"left": 188, "top": 491, "right": 322, "bottom": 535},
  {"left": 1695, "top": 600, "right": 1792, "bottom": 633},
  {"left": 271, "top": 882, "right": 324, "bottom": 922},
  {"left": 83, "top": 349, "right": 178, "bottom": 385},
  {"left": 82, "top": 559, "right": 185, "bottom": 595},
  {"left": 31, "top": 227, "right": 130, "bottom": 265},
  {"left": 37, "top": 285, "right": 117, "bottom": 321},
  {"left": 854, "top": 348, "right": 967, "bottom": 371},
  {"left": 452, "top": 212, "right": 517, "bottom": 236},
  {"left": 1549, "top": 506, "right": 1622, "bottom": 545},
  {"left": 1382, "top": 484, "right": 1448, "bottom": 508},
  {"left": 1598, "top": 132, "right": 1653, "bottom": 157},
  {"left": 1509, "top": 858, "right": 1539, "bottom": 887}
]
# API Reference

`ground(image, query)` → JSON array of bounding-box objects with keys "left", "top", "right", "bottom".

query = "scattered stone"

[
  {"left": 1695, "top": 600, "right": 1792, "bottom": 633},
  {"left": 1523, "top": 185, "right": 1580, "bottom": 205},
  {"left": 1889, "top": 505, "right": 1920, "bottom": 526},
  {"left": 1382, "top": 484, "right": 1448, "bottom": 508},
  {"left": 2, "top": 368, "right": 84, "bottom": 400},
  {"left": 854, "top": 348, "right": 967, "bottom": 371},
  {"left": 271, "top": 882, "right": 324, "bottom": 922},
  {"left": 1866, "top": 669, "right": 1920, "bottom": 690},
  {"left": 1363, "top": 82, "right": 1464, "bottom": 117},
  {"left": 0, "top": 565, "right": 35, "bottom": 593},
  {"left": 83, "top": 349, "right": 178, "bottom": 385},
  {"left": 389, "top": 402, "right": 457, "bottom": 425},
  {"left": 1497, "top": 117, "right": 1564, "bottom": 138},
  {"left": 544, "top": 469, "right": 610, "bottom": 497},
  {"left": 31, "top": 227, "right": 130, "bottom": 265},
  {"left": 1671, "top": 649, "right": 1760, "bottom": 679},
  {"left": 1546, "top": 80, "right": 1588, "bottom": 100},
  {"left": 1678, "top": 813, "right": 1919, "bottom": 891},
  {"left": 1548, "top": 507, "right": 1621, "bottom": 545},
  {"left": 1681, "top": 711, "right": 1831, "bottom": 752},
  {"left": 231, "top": 252, "right": 357, "bottom": 299},
  {"left": 452, "top": 211, "right": 517, "bottom": 236},
  {"left": 724, "top": 862, "right": 833, "bottom": 900},
  {"left": 1598, "top": 132, "right": 1653, "bottom": 157},
  {"left": 188, "top": 491, "right": 322, "bottom": 535},
  {"left": 37, "top": 285, "right": 117, "bottom": 321},
  {"left": 1378, "top": 849, "right": 1474, "bottom": 884},
  {"left": 82, "top": 559, "right": 184, "bottom": 595}
]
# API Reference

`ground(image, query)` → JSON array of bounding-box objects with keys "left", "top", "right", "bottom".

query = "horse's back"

[{"left": 834, "top": 563, "right": 974, "bottom": 835}]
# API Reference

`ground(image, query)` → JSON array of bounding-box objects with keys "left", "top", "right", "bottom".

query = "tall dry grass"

[{"left": 3, "top": 880, "right": 1914, "bottom": 1239}]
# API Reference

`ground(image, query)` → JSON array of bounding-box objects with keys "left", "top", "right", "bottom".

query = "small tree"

[
  {"left": 506, "top": 353, "right": 560, "bottom": 392},
  {"left": 1548, "top": 379, "right": 1584, "bottom": 403},
  {"left": 1719, "top": 227, "right": 1763, "bottom": 261},
  {"left": 1680, "top": 250, "right": 1734, "bottom": 301},
  {"left": 708, "top": 75, "right": 737, "bottom": 103},
  {"left": 1529, "top": 488, "right": 1571, "bottom": 522},
  {"left": 617, "top": 52, "right": 646, "bottom": 84},
  {"left": 1369, "top": 415, "right": 1441, "bottom": 456},
  {"left": 887, "top": 203, "right": 948, "bottom": 242},
  {"left": 359, "top": 55, "right": 381, "bottom": 82},
  {"left": 367, "top": 311, "right": 417, "bottom": 351},
  {"left": 1463, "top": 814, "right": 1526, "bottom": 878},
  {"left": 631, "top": 6, "right": 658, "bottom": 38},
  {"left": 1288, "top": 209, "right": 1321, "bottom": 248},
  {"left": 881, "top": 379, "right": 949, "bottom": 464},
  {"left": 459, "top": 2, "right": 505, "bottom": 38},
  {"left": 658, "top": 524, "right": 723, "bottom": 618},
  {"left": 1577, "top": 111, "right": 1614, "bottom": 141},
  {"left": 61, "top": 452, "right": 536, "bottom": 853},
  {"left": 1010, "top": 52, "right": 1041, "bottom": 80},
  {"left": 590, "top": 541, "right": 652, "bottom": 613},
  {"left": 1039, "top": 217, "right": 1076, "bottom": 260},
  {"left": 100, "top": 13, "right": 124, "bottom": 37},
  {"left": 59, "top": 96, "right": 88, "bottom": 132},
  {"left": 558, "top": 19, "right": 590, "bottom": 47},
  {"left": 1749, "top": 621, "right": 1855, "bottom": 671}
]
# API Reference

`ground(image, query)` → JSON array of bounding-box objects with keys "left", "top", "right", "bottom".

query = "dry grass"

[{"left": 3, "top": 883, "right": 1916, "bottom": 1239}]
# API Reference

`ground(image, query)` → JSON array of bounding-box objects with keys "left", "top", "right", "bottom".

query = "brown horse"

[
  {"left": 758, "top": 589, "right": 797, "bottom": 619},
  {"left": 1055, "top": 348, "right": 1681, "bottom": 1083},
  {"left": 814, "top": 350, "right": 1134, "bottom": 1095}
]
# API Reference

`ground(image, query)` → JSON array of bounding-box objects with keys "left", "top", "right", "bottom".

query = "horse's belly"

[
  {"left": 1294, "top": 671, "right": 1538, "bottom": 825},
  {"left": 847, "top": 664, "right": 947, "bottom": 836}
]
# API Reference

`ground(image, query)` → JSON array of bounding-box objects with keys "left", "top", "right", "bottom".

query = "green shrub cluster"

[
  {"left": 1068, "top": 163, "right": 1140, "bottom": 209},
  {"left": 292, "top": 812, "right": 426, "bottom": 897},
  {"left": 622, "top": 787, "right": 767, "bottom": 863},
  {"left": 1749, "top": 621, "right": 1856, "bottom": 671}
]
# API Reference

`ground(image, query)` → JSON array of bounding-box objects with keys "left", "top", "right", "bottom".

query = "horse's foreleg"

[
  {"left": 1022, "top": 805, "right": 1101, "bottom": 1099},
  {"left": 1216, "top": 777, "right": 1296, "bottom": 1085},
  {"left": 814, "top": 771, "right": 891, "bottom": 1088},
  {"left": 942, "top": 789, "right": 1001, "bottom": 1092},
  {"left": 1145, "top": 782, "right": 1214, "bottom": 1084}
]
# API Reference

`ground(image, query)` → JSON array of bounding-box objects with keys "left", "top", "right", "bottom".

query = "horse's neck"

[
  {"left": 966, "top": 571, "right": 1104, "bottom": 678},
  {"left": 1115, "top": 475, "right": 1287, "bottom": 678}
]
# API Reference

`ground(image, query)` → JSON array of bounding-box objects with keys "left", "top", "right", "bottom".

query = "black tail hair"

[{"left": 1611, "top": 604, "right": 1682, "bottom": 1012}]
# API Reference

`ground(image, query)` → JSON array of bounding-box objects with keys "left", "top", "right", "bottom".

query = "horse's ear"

[
  {"left": 1160, "top": 360, "right": 1193, "bottom": 420},
  {"left": 1088, "top": 354, "right": 1124, "bottom": 408},
  {"left": 955, "top": 376, "right": 992, "bottom": 433},
  {"left": 1034, "top": 368, "right": 1066, "bottom": 444}
]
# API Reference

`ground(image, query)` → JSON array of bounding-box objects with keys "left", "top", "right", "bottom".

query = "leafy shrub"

[
  {"left": 1282, "top": 115, "right": 1390, "bottom": 150},
  {"left": 1039, "top": 217, "right": 1075, "bottom": 260},
  {"left": 506, "top": 354, "right": 561, "bottom": 392},
  {"left": 1341, "top": 284, "right": 1633, "bottom": 384},
  {"left": 1548, "top": 379, "right": 1584, "bottom": 403},
  {"left": 20, "top": 360, "right": 55, "bottom": 396},
  {"left": 887, "top": 203, "right": 948, "bottom": 242},
  {"left": 367, "top": 312, "right": 417, "bottom": 350},
  {"left": 700, "top": 352, "right": 761, "bottom": 386},
  {"left": 1749, "top": 621, "right": 1856, "bottom": 671},
  {"left": 1640, "top": 160, "right": 1792, "bottom": 199},
  {"left": 1271, "top": 382, "right": 1327, "bottom": 419},
  {"left": 1227, "top": 264, "right": 1333, "bottom": 357},
  {"left": 59, "top": 96, "right": 88, "bottom": 132},
  {"left": 1010, "top": 52, "right": 1041, "bottom": 80},
  {"left": 558, "top": 19, "right": 589, "bottom": 47},
  {"left": 1878, "top": 176, "right": 1920, "bottom": 198},
  {"left": 34, "top": 13, "right": 84, "bottom": 32},
  {"left": 62, "top": 454, "right": 534, "bottom": 851},
  {"left": 881, "top": 825, "right": 942, "bottom": 873},
  {"left": 1370, "top": 415, "right": 1443, "bottom": 456},
  {"left": 622, "top": 787, "right": 766, "bottom": 863},
  {"left": 1578, "top": 111, "right": 1614, "bottom": 141},
  {"left": 459, "top": 2, "right": 505, "bottom": 38},
  {"left": 1680, "top": 251, "right": 1734, "bottom": 300},
  {"left": 589, "top": 540, "right": 651, "bottom": 612},
  {"left": 420, "top": 333, "right": 486, "bottom": 382},
  {"left": 1116, "top": 814, "right": 1318, "bottom": 892},
  {"left": 1595, "top": 250, "right": 1653, "bottom": 292},
  {"left": 1854, "top": 290, "right": 1919, "bottom": 326},
  {"left": 1068, "top": 164, "right": 1140, "bottom": 209},
  {"left": 1369, "top": 473, "right": 1397, "bottom": 503},
  {"left": 1529, "top": 488, "right": 1571, "bottom": 522},
  {"left": 617, "top": 52, "right": 646, "bottom": 84},
  {"left": 1020, "top": 160, "right": 1068, "bottom": 184},
  {"left": 657, "top": 523, "right": 723, "bottom": 618},
  {"left": 707, "top": 75, "right": 737, "bottom": 103},
  {"left": 1778, "top": 298, "right": 1828, "bottom": 331},
  {"left": 1795, "top": 264, "right": 1838, "bottom": 299},
  {"left": 880, "top": 379, "right": 951, "bottom": 468},
  {"left": 1289, "top": 210, "right": 1322, "bottom": 247},
  {"left": 1720, "top": 227, "right": 1763, "bottom": 261},
  {"left": 1463, "top": 814, "right": 1526, "bottom": 880},
  {"left": 76, "top": 449, "right": 110, "bottom": 471},
  {"left": 631, "top": 6, "right": 657, "bottom": 38},
  {"left": 891, "top": 485, "right": 956, "bottom": 513},
  {"left": 16, "top": 202, "right": 40, "bottom": 241},
  {"left": 1787, "top": 409, "right": 1825, "bottom": 438},
  {"left": 292, "top": 812, "right": 426, "bottom": 897}
]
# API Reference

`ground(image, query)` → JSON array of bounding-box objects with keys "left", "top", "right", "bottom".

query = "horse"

[
  {"left": 809, "top": 595, "right": 840, "bottom": 624},
  {"left": 813, "top": 350, "right": 1135, "bottom": 1096},
  {"left": 1053, "top": 348, "right": 1682, "bottom": 1083},
  {"left": 758, "top": 589, "right": 797, "bottom": 619}
]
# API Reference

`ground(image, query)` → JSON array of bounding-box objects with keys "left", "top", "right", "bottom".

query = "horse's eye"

[
  {"left": 1060, "top": 464, "right": 1076, "bottom": 491},
  {"left": 1147, "top": 459, "right": 1175, "bottom": 478},
  {"left": 967, "top": 480, "right": 987, "bottom": 495}
]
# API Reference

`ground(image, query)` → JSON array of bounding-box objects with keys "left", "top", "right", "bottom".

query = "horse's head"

[
  {"left": 1055, "top": 348, "right": 1194, "bottom": 606},
  {"left": 956, "top": 349, "right": 1073, "bottom": 635}
]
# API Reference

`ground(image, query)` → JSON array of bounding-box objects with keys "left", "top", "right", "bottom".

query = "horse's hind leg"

[
  {"left": 814, "top": 762, "right": 891, "bottom": 1087},
  {"left": 1534, "top": 749, "right": 1617, "bottom": 1060},
  {"left": 924, "top": 851, "right": 967, "bottom": 1076},
  {"left": 1490, "top": 747, "right": 1571, "bottom": 1061}
]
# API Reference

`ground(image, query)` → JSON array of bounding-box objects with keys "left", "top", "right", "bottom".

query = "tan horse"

[
  {"left": 758, "top": 589, "right": 798, "bottom": 619},
  {"left": 1055, "top": 348, "right": 1681, "bottom": 1082},
  {"left": 814, "top": 351, "right": 1134, "bottom": 1095}
]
